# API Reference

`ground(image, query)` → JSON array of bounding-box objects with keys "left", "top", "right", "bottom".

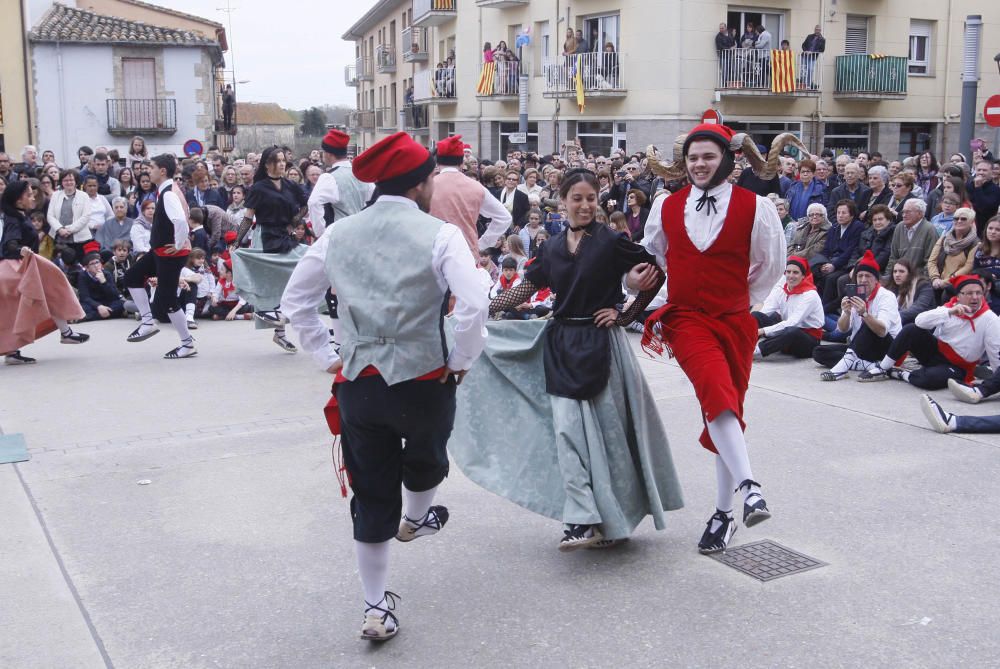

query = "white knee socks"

[
  {"left": 356, "top": 540, "right": 391, "bottom": 614},
  {"left": 166, "top": 309, "right": 192, "bottom": 343},
  {"left": 714, "top": 457, "right": 735, "bottom": 513},
  {"left": 403, "top": 486, "right": 437, "bottom": 523},
  {"left": 707, "top": 410, "right": 759, "bottom": 502},
  {"left": 52, "top": 318, "right": 71, "bottom": 336},
  {"left": 128, "top": 287, "right": 153, "bottom": 324}
]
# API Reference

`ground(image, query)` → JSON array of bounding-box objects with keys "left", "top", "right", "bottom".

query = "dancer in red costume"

[{"left": 641, "top": 123, "right": 801, "bottom": 553}]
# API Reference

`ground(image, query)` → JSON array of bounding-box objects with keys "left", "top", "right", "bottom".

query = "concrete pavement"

[{"left": 2, "top": 317, "right": 999, "bottom": 668}]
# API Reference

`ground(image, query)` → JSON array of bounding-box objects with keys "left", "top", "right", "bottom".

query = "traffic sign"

[
  {"left": 985, "top": 95, "right": 1000, "bottom": 128},
  {"left": 508, "top": 132, "right": 527, "bottom": 144},
  {"left": 701, "top": 109, "right": 724, "bottom": 125},
  {"left": 183, "top": 139, "right": 204, "bottom": 157}
]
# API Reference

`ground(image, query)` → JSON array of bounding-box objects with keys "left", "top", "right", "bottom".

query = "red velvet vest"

[{"left": 662, "top": 184, "right": 757, "bottom": 316}]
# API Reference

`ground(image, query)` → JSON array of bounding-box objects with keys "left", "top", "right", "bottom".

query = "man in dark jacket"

[
  {"left": 968, "top": 160, "right": 1000, "bottom": 233},
  {"left": 826, "top": 162, "right": 871, "bottom": 220},
  {"left": 78, "top": 251, "right": 126, "bottom": 320},
  {"left": 801, "top": 26, "right": 825, "bottom": 89}
]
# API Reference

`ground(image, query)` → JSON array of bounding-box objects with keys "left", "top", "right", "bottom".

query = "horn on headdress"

[
  {"left": 647, "top": 134, "right": 688, "bottom": 180},
  {"left": 760, "top": 133, "right": 809, "bottom": 180},
  {"left": 730, "top": 133, "right": 768, "bottom": 178}
]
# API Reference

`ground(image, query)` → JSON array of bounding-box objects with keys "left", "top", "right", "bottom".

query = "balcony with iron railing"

[
  {"left": 476, "top": 61, "right": 520, "bottom": 100},
  {"left": 412, "top": 0, "right": 456, "bottom": 27},
  {"left": 402, "top": 26, "right": 428, "bottom": 63},
  {"left": 834, "top": 54, "right": 908, "bottom": 99},
  {"left": 415, "top": 67, "right": 457, "bottom": 104},
  {"left": 348, "top": 109, "right": 375, "bottom": 132},
  {"left": 542, "top": 52, "right": 625, "bottom": 99},
  {"left": 476, "top": 0, "right": 528, "bottom": 7},
  {"left": 376, "top": 44, "right": 397, "bottom": 74},
  {"left": 345, "top": 63, "right": 358, "bottom": 86},
  {"left": 106, "top": 98, "right": 177, "bottom": 134},
  {"left": 357, "top": 56, "right": 373, "bottom": 82},
  {"left": 716, "top": 49, "right": 821, "bottom": 97},
  {"left": 402, "top": 104, "right": 430, "bottom": 134},
  {"left": 376, "top": 106, "right": 397, "bottom": 133}
]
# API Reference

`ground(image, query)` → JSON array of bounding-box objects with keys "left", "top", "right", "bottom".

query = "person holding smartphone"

[{"left": 814, "top": 250, "right": 902, "bottom": 380}]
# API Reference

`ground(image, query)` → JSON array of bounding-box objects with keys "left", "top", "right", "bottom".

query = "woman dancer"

[
  {"left": 232, "top": 146, "right": 307, "bottom": 352},
  {"left": 449, "top": 169, "right": 683, "bottom": 550},
  {"left": 1, "top": 181, "right": 89, "bottom": 365}
]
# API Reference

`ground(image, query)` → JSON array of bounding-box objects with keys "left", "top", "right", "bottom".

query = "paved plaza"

[{"left": 2, "top": 318, "right": 999, "bottom": 668}]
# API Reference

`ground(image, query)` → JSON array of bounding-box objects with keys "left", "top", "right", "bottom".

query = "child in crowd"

[
  {"left": 478, "top": 250, "right": 499, "bottom": 284},
  {"left": 179, "top": 248, "right": 217, "bottom": 327},
  {"left": 226, "top": 185, "right": 246, "bottom": 227},
  {"left": 210, "top": 260, "right": 253, "bottom": 320},
  {"left": 30, "top": 211, "right": 55, "bottom": 260},
  {"left": 490, "top": 256, "right": 521, "bottom": 299},
  {"left": 609, "top": 211, "right": 630, "bottom": 237},
  {"left": 930, "top": 193, "right": 959, "bottom": 236},
  {"left": 504, "top": 234, "right": 528, "bottom": 272},
  {"left": 77, "top": 245, "right": 126, "bottom": 321},
  {"left": 188, "top": 207, "right": 210, "bottom": 255},
  {"left": 104, "top": 240, "right": 133, "bottom": 295}
]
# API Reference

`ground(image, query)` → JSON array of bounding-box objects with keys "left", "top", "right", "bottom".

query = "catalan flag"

[
  {"left": 771, "top": 49, "right": 796, "bottom": 93},
  {"left": 575, "top": 54, "right": 585, "bottom": 112},
  {"left": 477, "top": 62, "right": 496, "bottom": 95}
]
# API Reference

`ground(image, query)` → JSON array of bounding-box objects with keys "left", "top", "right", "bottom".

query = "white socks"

[
  {"left": 356, "top": 540, "right": 391, "bottom": 620},
  {"left": 403, "top": 486, "right": 437, "bottom": 524},
  {"left": 714, "top": 457, "right": 735, "bottom": 514},
  {"left": 708, "top": 410, "right": 760, "bottom": 505},
  {"left": 53, "top": 318, "right": 71, "bottom": 336},
  {"left": 185, "top": 303, "right": 195, "bottom": 320},
  {"left": 166, "top": 309, "right": 192, "bottom": 343},
  {"left": 128, "top": 287, "right": 154, "bottom": 325}
]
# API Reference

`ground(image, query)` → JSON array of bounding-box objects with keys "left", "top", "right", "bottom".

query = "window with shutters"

[
  {"left": 845, "top": 15, "right": 869, "bottom": 55},
  {"left": 908, "top": 20, "right": 932, "bottom": 75}
]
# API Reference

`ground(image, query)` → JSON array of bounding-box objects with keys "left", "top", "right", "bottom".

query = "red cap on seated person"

[
  {"left": 950, "top": 275, "right": 983, "bottom": 293},
  {"left": 83, "top": 241, "right": 101, "bottom": 255},
  {"left": 322, "top": 129, "right": 350, "bottom": 154},
  {"left": 353, "top": 131, "right": 435, "bottom": 192},
  {"left": 786, "top": 255, "right": 810, "bottom": 276},
  {"left": 854, "top": 250, "right": 881, "bottom": 278}
]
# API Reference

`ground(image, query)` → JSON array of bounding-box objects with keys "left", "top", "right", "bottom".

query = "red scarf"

[
  {"left": 782, "top": 273, "right": 817, "bottom": 299},
  {"left": 219, "top": 277, "right": 238, "bottom": 301},
  {"left": 864, "top": 282, "right": 880, "bottom": 309},
  {"left": 499, "top": 272, "right": 520, "bottom": 291}
]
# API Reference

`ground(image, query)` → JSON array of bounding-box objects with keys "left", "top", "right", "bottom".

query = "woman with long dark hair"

[
  {"left": 1, "top": 180, "right": 89, "bottom": 364},
  {"left": 449, "top": 169, "right": 683, "bottom": 551},
  {"left": 883, "top": 258, "right": 935, "bottom": 324},
  {"left": 231, "top": 146, "right": 308, "bottom": 352}
]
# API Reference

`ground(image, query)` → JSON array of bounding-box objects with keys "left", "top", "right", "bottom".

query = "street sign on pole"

[
  {"left": 509, "top": 132, "right": 527, "bottom": 144},
  {"left": 702, "top": 109, "right": 724, "bottom": 125},
  {"left": 985, "top": 94, "right": 1000, "bottom": 128}
]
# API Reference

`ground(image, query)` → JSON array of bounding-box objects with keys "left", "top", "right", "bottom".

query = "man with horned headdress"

[{"left": 641, "top": 124, "right": 805, "bottom": 554}]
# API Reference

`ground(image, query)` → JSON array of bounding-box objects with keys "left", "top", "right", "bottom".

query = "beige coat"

[
  {"left": 927, "top": 234, "right": 976, "bottom": 282},
  {"left": 787, "top": 219, "right": 830, "bottom": 260}
]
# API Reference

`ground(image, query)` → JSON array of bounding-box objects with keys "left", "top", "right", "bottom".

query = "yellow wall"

[
  {"left": 81, "top": 0, "right": 222, "bottom": 38},
  {"left": 0, "top": 0, "right": 33, "bottom": 149}
]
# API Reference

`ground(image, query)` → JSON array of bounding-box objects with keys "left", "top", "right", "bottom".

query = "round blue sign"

[{"left": 183, "top": 139, "right": 204, "bottom": 157}]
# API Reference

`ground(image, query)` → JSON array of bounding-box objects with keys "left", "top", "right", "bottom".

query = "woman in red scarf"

[{"left": 751, "top": 255, "right": 826, "bottom": 359}]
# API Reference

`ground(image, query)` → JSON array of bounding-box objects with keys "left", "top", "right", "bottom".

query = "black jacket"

[
  {"left": 1, "top": 207, "right": 37, "bottom": 259},
  {"left": 499, "top": 188, "right": 530, "bottom": 228},
  {"left": 827, "top": 183, "right": 872, "bottom": 220},
  {"left": 802, "top": 34, "right": 826, "bottom": 52},
  {"left": 968, "top": 179, "right": 1000, "bottom": 230},
  {"left": 849, "top": 223, "right": 895, "bottom": 272},
  {"left": 77, "top": 269, "right": 123, "bottom": 309}
]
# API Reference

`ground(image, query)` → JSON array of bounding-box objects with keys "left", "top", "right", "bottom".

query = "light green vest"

[
  {"left": 326, "top": 163, "right": 368, "bottom": 224},
  {"left": 327, "top": 200, "right": 448, "bottom": 385}
]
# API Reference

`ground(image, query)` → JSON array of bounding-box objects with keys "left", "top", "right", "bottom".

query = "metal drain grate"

[{"left": 710, "top": 540, "right": 826, "bottom": 581}]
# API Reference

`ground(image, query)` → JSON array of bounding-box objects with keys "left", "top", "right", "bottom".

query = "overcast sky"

[{"left": 152, "top": 0, "right": 367, "bottom": 109}]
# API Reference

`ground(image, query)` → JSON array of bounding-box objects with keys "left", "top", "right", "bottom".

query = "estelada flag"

[
  {"left": 477, "top": 62, "right": 496, "bottom": 95},
  {"left": 771, "top": 49, "right": 796, "bottom": 93}
]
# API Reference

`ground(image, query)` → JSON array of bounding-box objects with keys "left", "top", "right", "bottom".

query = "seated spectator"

[
  {"left": 504, "top": 234, "right": 528, "bottom": 271},
  {"left": 973, "top": 214, "right": 1000, "bottom": 287},
  {"left": 884, "top": 258, "right": 935, "bottom": 325},
  {"left": 180, "top": 248, "right": 216, "bottom": 326},
  {"left": 826, "top": 162, "right": 871, "bottom": 221},
  {"left": 786, "top": 159, "right": 827, "bottom": 220},
  {"left": 927, "top": 207, "right": 978, "bottom": 298},
  {"left": 104, "top": 239, "right": 133, "bottom": 296},
  {"left": 968, "top": 160, "right": 1000, "bottom": 233},
  {"left": 859, "top": 275, "right": 1000, "bottom": 387},
  {"left": 860, "top": 165, "right": 892, "bottom": 222},
  {"left": 930, "top": 193, "right": 960, "bottom": 235},
  {"left": 30, "top": 211, "right": 54, "bottom": 260},
  {"left": 787, "top": 202, "right": 830, "bottom": 261},
  {"left": 815, "top": 251, "right": 902, "bottom": 380},
  {"left": 886, "top": 199, "right": 938, "bottom": 277},
  {"left": 490, "top": 256, "right": 521, "bottom": 300},
  {"left": 886, "top": 172, "right": 918, "bottom": 221},
  {"left": 920, "top": 392, "right": 1000, "bottom": 434},
  {"left": 95, "top": 196, "right": 133, "bottom": 250},
  {"left": 817, "top": 199, "right": 863, "bottom": 303},
  {"left": 752, "top": 256, "right": 825, "bottom": 359},
  {"left": 130, "top": 198, "right": 155, "bottom": 255},
  {"left": 210, "top": 260, "right": 252, "bottom": 320},
  {"left": 77, "top": 244, "right": 125, "bottom": 321},
  {"left": 772, "top": 197, "right": 795, "bottom": 245}
]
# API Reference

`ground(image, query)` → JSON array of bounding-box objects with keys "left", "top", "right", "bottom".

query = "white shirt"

[
  {"left": 758, "top": 281, "right": 826, "bottom": 336},
  {"left": 281, "top": 195, "right": 490, "bottom": 372},
  {"left": 158, "top": 180, "right": 189, "bottom": 248},
  {"left": 438, "top": 166, "right": 512, "bottom": 251},
  {"left": 130, "top": 221, "right": 151, "bottom": 253},
  {"left": 642, "top": 183, "right": 786, "bottom": 306},
  {"left": 86, "top": 194, "right": 111, "bottom": 230},
  {"left": 306, "top": 159, "right": 375, "bottom": 236},
  {"left": 914, "top": 305, "right": 1000, "bottom": 368},
  {"left": 846, "top": 285, "right": 902, "bottom": 338}
]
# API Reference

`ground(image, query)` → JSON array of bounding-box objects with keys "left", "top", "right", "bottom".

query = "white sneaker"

[
  {"left": 948, "top": 378, "right": 983, "bottom": 404},
  {"left": 920, "top": 394, "right": 955, "bottom": 433}
]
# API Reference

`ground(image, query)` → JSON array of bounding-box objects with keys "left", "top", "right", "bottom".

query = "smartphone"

[
  {"left": 617, "top": 169, "right": 627, "bottom": 177},
  {"left": 845, "top": 284, "right": 866, "bottom": 298},
  {"left": 118, "top": 158, "right": 127, "bottom": 167}
]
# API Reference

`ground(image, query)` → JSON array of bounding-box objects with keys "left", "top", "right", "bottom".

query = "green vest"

[
  {"left": 327, "top": 199, "right": 448, "bottom": 385},
  {"left": 325, "top": 163, "right": 368, "bottom": 225}
]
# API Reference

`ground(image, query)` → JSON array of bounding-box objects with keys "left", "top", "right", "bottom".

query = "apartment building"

[{"left": 346, "top": 0, "right": 1000, "bottom": 159}]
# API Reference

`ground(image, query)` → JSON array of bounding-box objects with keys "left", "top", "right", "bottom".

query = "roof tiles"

[{"left": 30, "top": 3, "right": 217, "bottom": 47}]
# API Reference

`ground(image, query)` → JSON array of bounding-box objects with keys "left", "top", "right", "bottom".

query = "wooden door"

[{"left": 122, "top": 58, "right": 156, "bottom": 128}]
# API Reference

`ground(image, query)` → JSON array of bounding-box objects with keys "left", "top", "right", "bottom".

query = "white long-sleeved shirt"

[
  {"left": 281, "top": 195, "right": 491, "bottom": 372},
  {"left": 845, "top": 285, "right": 902, "bottom": 338},
  {"left": 914, "top": 305, "right": 1000, "bottom": 368},
  {"left": 158, "top": 180, "right": 188, "bottom": 248},
  {"left": 758, "top": 282, "right": 826, "bottom": 336},
  {"left": 306, "top": 159, "right": 375, "bottom": 236},
  {"left": 438, "top": 166, "right": 512, "bottom": 251},
  {"left": 130, "top": 222, "right": 151, "bottom": 253},
  {"left": 642, "top": 183, "right": 786, "bottom": 306}
]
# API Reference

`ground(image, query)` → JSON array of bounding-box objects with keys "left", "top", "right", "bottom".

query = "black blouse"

[
  {"left": 246, "top": 177, "right": 306, "bottom": 253},
  {"left": 1, "top": 208, "right": 38, "bottom": 260}
]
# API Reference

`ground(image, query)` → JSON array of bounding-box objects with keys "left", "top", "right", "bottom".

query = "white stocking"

[
  {"left": 355, "top": 540, "right": 391, "bottom": 617},
  {"left": 714, "top": 456, "right": 735, "bottom": 513},
  {"left": 128, "top": 287, "right": 153, "bottom": 324},
  {"left": 403, "top": 485, "right": 437, "bottom": 523},
  {"left": 166, "top": 309, "right": 191, "bottom": 343},
  {"left": 707, "top": 410, "right": 757, "bottom": 501},
  {"left": 52, "top": 318, "right": 71, "bottom": 335}
]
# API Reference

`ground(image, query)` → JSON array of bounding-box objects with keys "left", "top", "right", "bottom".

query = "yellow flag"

[{"left": 575, "top": 55, "right": 585, "bottom": 113}]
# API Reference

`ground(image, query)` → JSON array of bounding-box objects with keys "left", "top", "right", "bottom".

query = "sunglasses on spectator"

[
  {"left": 954, "top": 216, "right": 970, "bottom": 221},
  {"left": 891, "top": 182, "right": 905, "bottom": 187}
]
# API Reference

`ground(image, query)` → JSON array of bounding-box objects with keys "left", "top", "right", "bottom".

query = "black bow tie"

[{"left": 695, "top": 191, "right": 718, "bottom": 216}]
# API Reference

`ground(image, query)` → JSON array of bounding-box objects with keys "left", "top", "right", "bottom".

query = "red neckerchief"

[
  {"left": 219, "top": 277, "right": 237, "bottom": 300},
  {"left": 499, "top": 272, "right": 519, "bottom": 291},
  {"left": 943, "top": 296, "right": 990, "bottom": 332},
  {"left": 864, "top": 282, "right": 880, "bottom": 309},
  {"left": 782, "top": 273, "right": 817, "bottom": 299}
]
